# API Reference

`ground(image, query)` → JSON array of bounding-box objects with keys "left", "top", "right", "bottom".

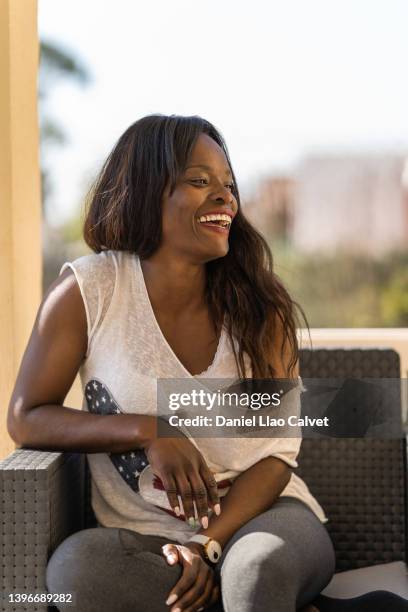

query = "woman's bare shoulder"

[
  {"left": 35, "top": 267, "right": 88, "bottom": 358},
  {"left": 41, "top": 267, "right": 85, "bottom": 323}
]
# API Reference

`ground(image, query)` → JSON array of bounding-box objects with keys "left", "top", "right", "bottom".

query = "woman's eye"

[
  {"left": 189, "top": 178, "right": 235, "bottom": 191},
  {"left": 190, "top": 178, "right": 208, "bottom": 185}
]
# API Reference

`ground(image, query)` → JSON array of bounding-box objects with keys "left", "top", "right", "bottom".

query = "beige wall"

[{"left": 0, "top": 0, "right": 41, "bottom": 459}]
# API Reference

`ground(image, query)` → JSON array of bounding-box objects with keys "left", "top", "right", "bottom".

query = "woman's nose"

[{"left": 213, "top": 185, "right": 234, "bottom": 204}]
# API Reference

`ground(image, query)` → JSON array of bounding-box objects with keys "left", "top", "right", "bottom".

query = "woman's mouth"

[
  {"left": 199, "top": 222, "right": 230, "bottom": 234},
  {"left": 197, "top": 214, "right": 231, "bottom": 235}
]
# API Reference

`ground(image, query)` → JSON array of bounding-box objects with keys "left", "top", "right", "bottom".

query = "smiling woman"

[
  {"left": 154, "top": 132, "right": 238, "bottom": 269},
  {"left": 8, "top": 114, "right": 335, "bottom": 612},
  {"left": 83, "top": 114, "right": 304, "bottom": 380}
]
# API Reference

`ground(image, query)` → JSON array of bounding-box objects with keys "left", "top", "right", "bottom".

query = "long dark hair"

[{"left": 84, "top": 114, "right": 306, "bottom": 378}]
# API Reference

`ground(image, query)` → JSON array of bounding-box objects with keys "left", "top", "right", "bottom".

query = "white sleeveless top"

[{"left": 60, "top": 250, "right": 327, "bottom": 544}]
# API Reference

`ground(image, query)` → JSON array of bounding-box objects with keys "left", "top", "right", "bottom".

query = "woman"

[{"left": 7, "top": 114, "right": 335, "bottom": 612}]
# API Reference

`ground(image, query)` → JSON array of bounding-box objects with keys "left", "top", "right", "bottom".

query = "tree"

[
  {"left": 39, "top": 40, "right": 90, "bottom": 292},
  {"left": 39, "top": 40, "right": 90, "bottom": 208}
]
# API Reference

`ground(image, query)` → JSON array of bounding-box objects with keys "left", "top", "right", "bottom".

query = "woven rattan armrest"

[{"left": 0, "top": 449, "right": 85, "bottom": 611}]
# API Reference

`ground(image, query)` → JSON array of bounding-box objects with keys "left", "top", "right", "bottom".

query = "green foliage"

[
  {"left": 40, "top": 40, "right": 91, "bottom": 293},
  {"left": 381, "top": 267, "right": 408, "bottom": 326},
  {"left": 59, "top": 211, "right": 85, "bottom": 243},
  {"left": 40, "top": 41, "right": 90, "bottom": 93},
  {"left": 39, "top": 39, "right": 90, "bottom": 208},
  {"left": 273, "top": 247, "right": 408, "bottom": 327}
]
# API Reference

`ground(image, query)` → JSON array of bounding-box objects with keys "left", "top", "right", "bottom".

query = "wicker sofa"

[{"left": 1, "top": 348, "right": 407, "bottom": 611}]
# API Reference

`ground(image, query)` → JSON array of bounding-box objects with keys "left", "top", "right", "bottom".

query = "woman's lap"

[
  {"left": 46, "top": 497, "right": 335, "bottom": 612},
  {"left": 213, "top": 497, "right": 335, "bottom": 611},
  {"left": 46, "top": 527, "right": 183, "bottom": 612}
]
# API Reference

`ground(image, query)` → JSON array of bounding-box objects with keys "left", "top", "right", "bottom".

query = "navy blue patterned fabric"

[{"left": 85, "top": 379, "right": 149, "bottom": 493}]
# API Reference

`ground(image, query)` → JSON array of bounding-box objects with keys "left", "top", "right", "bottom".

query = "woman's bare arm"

[
  {"left": 189, "top": 455, "right": 291, "bottom": 548},
  {"left": 7, "top": 268, "right": 156, "bottom": 453}
]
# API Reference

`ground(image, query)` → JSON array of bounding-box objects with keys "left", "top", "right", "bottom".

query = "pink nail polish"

[{"left": 166, "top": 593, "right": 178, "bottom": 605}]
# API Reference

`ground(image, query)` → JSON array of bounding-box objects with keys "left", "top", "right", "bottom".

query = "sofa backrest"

[{"left": 296, "top": 348, "right": 406, "bottom": 571}]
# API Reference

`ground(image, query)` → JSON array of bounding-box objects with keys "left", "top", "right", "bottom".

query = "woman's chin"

[{"left": 205, "top": 244, "right": 230, "bottom": 261}]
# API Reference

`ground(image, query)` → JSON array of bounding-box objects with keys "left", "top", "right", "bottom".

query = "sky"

[{"left": 38, "top": 0, "right": 408, "bottom": 225}]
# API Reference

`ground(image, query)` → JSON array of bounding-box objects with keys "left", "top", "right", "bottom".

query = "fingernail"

[
  {"left": 214, "top": 503, "right": 221, "bottom": 516},
  {"left": 173, "top": 608, "right": 181, "bottom": 612},
  {"left": 188, "top": 516, "right": 195, "bottom": 527},
  {"left": 174, "top": 506, "right": 180, "bottom": 516},
  {"left": 166, "top": 593, "right": 178, "bottom": 605},
  {"left": 198, "top": 608, "right": 205, "bottom": 611},
  {"left": 201, "top": 515, "right": 208, "bottom": 529}
]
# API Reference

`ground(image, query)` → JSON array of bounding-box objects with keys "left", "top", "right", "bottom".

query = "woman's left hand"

[{"left": 161, "top": 542, "right": 220, "bottom": 612}]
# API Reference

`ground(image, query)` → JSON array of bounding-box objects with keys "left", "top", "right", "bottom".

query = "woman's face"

[{"left": 160, "top": 132, "right": 238, "bottom": 263}]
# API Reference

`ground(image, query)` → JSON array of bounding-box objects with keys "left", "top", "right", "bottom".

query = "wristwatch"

[{"left": 187, "top": 534, "right": 222, "bottom": 564}]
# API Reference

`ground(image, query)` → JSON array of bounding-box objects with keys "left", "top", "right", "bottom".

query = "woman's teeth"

[{"left": 198, "top": 213, "right": 231, "bottom": 228}]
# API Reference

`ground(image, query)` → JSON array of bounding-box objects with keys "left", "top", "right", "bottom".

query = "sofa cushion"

[{"left": 321, "top": 561, "right": 408, "bottom": 599}]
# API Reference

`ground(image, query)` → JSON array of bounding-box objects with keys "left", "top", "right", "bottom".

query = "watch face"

[{"left": 207, "top": 540, "right": 222, "bottom": 563}]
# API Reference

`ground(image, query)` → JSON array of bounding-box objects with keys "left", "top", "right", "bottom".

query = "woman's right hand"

[
  {"left": 143, "top": 423, "right": 221, "bottom": 527},
  {"left": 162, "top": 542, "right": 221, "bottom": 611}
]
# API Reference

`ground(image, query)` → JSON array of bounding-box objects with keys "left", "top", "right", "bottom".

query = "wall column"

[{"left": 0, "top": 0, "right": 41, "bottom": 459}]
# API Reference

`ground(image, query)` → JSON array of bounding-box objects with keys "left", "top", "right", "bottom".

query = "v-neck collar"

[{"left": 136, "top": 255, "right": 225, "bottom": 378}]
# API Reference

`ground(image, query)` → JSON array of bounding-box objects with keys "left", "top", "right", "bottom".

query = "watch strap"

[
  {"left": 187, "top": 534, "right": 222, "bottom": 564},
  {"left": 188, "top": 534, "right": 211, "bottom": 546}
]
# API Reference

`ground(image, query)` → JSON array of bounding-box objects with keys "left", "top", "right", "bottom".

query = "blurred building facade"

[
  {"left": 244, "top": 175, "right": 295, "bottom": 244},
  {"left": 293, "top": 154, "right": 408, "bottom": 254},
  {"left": 245, "top": 154, "right": 408, "bottom": 255}
]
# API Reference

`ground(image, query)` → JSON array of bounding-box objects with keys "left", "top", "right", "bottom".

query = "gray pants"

[{"left": 46, "top": 497, "right": 335, "bottom": 612}]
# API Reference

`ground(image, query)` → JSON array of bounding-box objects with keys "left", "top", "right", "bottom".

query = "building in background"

[
  {"left": 245, "top": 154, "right": 408, "bottom": 255},
  {"left": 292, "top": 154, "right": 408, "bottom": 255},
  {"left": 244, "top": 175, "right": 295, "bottom": 244}
]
